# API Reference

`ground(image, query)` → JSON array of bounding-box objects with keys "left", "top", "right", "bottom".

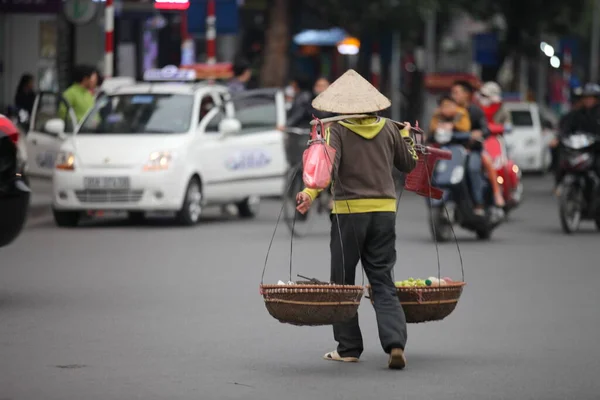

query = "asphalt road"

[{"left": 2, "top": 175, "right": 599, "bottom": 400}]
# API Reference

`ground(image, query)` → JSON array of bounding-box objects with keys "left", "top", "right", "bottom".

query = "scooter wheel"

[{"left": 475, "top": 228, "right": 492, "bottom": 240}]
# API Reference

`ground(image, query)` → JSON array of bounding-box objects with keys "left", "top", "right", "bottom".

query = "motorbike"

[
  {"left": 556, "top": 132, "right": 600, "bottom": 233},
  {"left": 483, "top": 122, "right": 523, "bottom": 215},
  {"left": 428, "top": 130, "right": 504, "bottom": 241}
]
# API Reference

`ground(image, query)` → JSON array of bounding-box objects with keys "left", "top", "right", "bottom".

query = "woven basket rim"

[
  {"left": 260, "top": 284, "right": 365, "bottom": 291},
  {"left": 366, "top": 282, "right": 465, "bottom": 290}
]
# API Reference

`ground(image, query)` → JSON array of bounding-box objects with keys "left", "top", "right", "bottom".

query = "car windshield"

[
  {"left": 510, "top": 110, "right": 534, "bottom": 127},
  {"left": 79, "top": 94, "right": 194, "bottom": 134}
]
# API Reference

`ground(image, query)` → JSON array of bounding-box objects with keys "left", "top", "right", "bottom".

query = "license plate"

[{"left": 84, "top": 176, "right": 130, "bottom": 189}]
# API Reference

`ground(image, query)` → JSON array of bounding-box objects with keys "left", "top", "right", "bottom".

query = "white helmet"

[{"left": 479, "top": 81, "right": 502, "bottom": 103}]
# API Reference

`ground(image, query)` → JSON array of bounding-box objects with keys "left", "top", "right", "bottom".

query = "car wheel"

[
  {"left": 53, "top": 209, "right": 81, "bottom": 227},
  {"left": 237, "top": 195, "right": 260, "bottom": 219},
  {"left": 128, "top": 212, "right": 146, "bottom": 224},
  {"left": 176, "top": 177, "right": 202, "bottom": 226}
]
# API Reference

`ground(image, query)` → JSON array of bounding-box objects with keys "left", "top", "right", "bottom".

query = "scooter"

[
  {"left": 484, "top": 122, "right": 523, "bottom": 215},
  {"left": 428, "top": 130, "right": 504, "bottom": 241},
  {"left": 556, "top": 132, "right": 600, "bottom": 233}
]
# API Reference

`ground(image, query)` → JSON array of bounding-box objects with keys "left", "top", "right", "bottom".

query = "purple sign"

[{"left": 0, "top": 0, "right": 62, "bottom": 13}]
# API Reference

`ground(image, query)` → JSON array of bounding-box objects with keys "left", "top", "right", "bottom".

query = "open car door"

[
  {"left": 26, "top": 92, "right": 78, "bottom": 178},
  {"left": 201, "top": 88, "right": 288, "bottom": 199}
]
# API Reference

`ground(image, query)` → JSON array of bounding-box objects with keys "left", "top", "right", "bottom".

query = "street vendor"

[{"left": 295, "top": 69, "right": 418, "bottom": 370}]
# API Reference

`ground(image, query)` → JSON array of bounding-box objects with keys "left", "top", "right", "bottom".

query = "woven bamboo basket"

[
  {"left": 260, "top": 282, "right": 364, "bottom": 326},
  {"left": 367, "top": 282, "right": 465, "bottom": 323}
]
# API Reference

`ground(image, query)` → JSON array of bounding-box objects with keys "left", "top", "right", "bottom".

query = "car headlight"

[
  {"left": 55, "top": 151, "right": 75, "bottom": 171},
  {"left": 143, "top": 151, "right": 173, "bottom": 171}
]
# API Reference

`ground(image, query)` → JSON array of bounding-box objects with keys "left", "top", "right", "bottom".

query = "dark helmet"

[{"left": 580, "top": 83, "right": 600, "bottom": 97}]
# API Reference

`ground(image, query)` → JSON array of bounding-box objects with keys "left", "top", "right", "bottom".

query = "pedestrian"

[
  {"left": 313, "top": 76, "right": 330, "bottom": 96},
  {"left": 284, "top": 79, "right": 298, "bottom": 110},
  {"left": 285, "top": 75, "right": 314, "bottom": 128},
  {"left": 14, "top": 73, "right": 36, "bottom": 116},
  {"left": 295, "top": 69, "right": 418, "bottom": 370},
  {"left": 227, "top": 59, "right": 252, "bottom": 94},
  {"left": 311, "top": 77, "right": 334, "bottom": 121},
  {"left": 60, "top": 65, "right": 97, "bottom": 123}
]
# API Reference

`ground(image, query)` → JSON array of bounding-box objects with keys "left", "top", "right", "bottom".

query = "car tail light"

[
  {"left": 8, "top": 131, "right": 18, "bottom": 145},
  {"left": 0, "top": 116, "right": 19, "bottom": 145}
]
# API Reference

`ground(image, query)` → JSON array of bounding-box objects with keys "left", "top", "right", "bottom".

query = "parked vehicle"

[
  {"left": 556, "top": 132, "right": 600, "bottom": 233},
  {"left": 0, "top": 115, "right": 30, "bottom": 247},
  {"left": 26, "top": 66, "right": 288, "bottom": 227},
  {"left": 429, "top": 130, "right": 504, "bottom": 241},
  {"left": 502, "top": 102, "right": 556, "bottom": 173},
  {"left": 483, "top": 122, "right": 523, "bottom": 214}
]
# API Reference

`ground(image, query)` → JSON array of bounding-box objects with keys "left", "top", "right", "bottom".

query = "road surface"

[{"left": 1, "top": 176, "right": 599, "bottom": 400}]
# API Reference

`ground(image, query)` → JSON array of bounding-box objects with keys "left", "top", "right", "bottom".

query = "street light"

[
  {"left": 337, "top": 37, "right": 360, "bottom": 55},
  {"left": 550, "top": 56, "right": 561, "bottom": 68},
  {"left": 540, "top": 42, "right": 555, "bottom": 57}
]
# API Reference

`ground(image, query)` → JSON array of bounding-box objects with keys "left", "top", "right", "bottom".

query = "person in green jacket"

[{"left": 59, "top": 65, "right": 97, "bottom": 123}]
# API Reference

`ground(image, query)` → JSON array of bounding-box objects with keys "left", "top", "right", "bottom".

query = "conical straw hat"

[{"left": 312, "top": 69, "right": 391, "bottom": 114}]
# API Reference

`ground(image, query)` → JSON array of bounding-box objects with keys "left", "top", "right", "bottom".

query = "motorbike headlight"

[
  {"left": 434, "top": 129, "right": 452, "bottom": 144},
  {"left": 55, "top": 151, "right": 75, "bottom": 171},
  {"left": 143, "top": 151, "right": 173, "bottom": 171},
  {"left": 450, "top": 166, "right": 464, "bottom": 184}
]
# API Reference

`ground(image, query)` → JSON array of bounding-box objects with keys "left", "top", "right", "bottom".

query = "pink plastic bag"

[{"left": 302, "top": 118, "right": 337, "bottom": 189}]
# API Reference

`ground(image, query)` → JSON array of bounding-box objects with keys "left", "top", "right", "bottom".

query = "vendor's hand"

[
  {"left": 403, "top": 121, "right": 412, "bottom": 130},
  {"left": 296, "top": 192, "right": 312, "bottom": 214},
  {"left": 471, "top": 130, "right": 483, "bottom": 141}
]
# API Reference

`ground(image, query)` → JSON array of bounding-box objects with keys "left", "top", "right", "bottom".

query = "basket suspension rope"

[
  {"left": 421, "top": 145, "right": 465, "bottom": 283},
  {"left": 262, "top": 167, "right": 302, "bottom": 284}
]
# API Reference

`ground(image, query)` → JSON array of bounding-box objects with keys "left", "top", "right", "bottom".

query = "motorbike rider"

[
  {"left": 556, "top": 82, "right": 600, "bottom": 191},
  {"left": 451, "top": 80, "right": 504, "bottom": 213},
  {"left": 428, "top": 94, "right": 471, "bottom": 138},
  {"left": 552, "top": 87, "right": 583, "bottom": 182},
  {"left": 477, "top": 81, "right": 512, "bottom": 126}
]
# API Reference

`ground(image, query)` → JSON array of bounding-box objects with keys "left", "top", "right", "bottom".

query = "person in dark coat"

[{"left": 14, "top": 74, "right": 36, "bottom": 116}]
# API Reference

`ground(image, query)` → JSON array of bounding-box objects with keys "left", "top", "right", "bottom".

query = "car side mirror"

[
  {"left": 44, "top": 118, "right": 66, "bottom": 138},
  {"left": 541, "top": 119, "right": 554, "bottom": 130},
  {"left": 219, "top": 117, "right": 242, "bottom": 137}
]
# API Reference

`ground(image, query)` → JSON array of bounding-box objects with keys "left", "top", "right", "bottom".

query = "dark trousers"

[
  {"left": 467, "top": 151, "right": 485, "bottom": 205},
  {"left": 330, "top": 212, "right": 407, "bottom": 358}
]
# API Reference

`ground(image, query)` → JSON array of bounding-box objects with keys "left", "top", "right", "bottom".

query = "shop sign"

[
  {"left": 0, "top": 0, "right": 62, "bottom": 13},
  {"left": 424, "top": 73, "right": 482, "bottom": 93},
  {"left": 154, "top": 0, "right": 189, "bottom": 10},
  {"left": 63, "top": 0, "right": 98, "bottom": 25}
]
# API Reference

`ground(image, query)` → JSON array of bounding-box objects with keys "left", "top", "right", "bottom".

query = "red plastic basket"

[{"left": 404, "top": 146, "right": 452, "bottom": 199}]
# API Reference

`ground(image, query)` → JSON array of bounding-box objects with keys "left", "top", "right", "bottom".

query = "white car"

[
  {"left": 503, "top": 102, "right": 557, "bottom": 173},
  {"left": 26, "top": 66, "right": 288, "bottom": 227}
]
